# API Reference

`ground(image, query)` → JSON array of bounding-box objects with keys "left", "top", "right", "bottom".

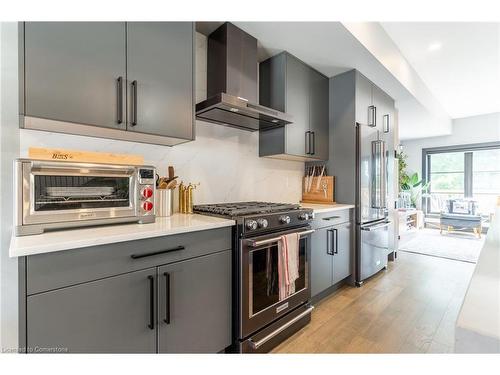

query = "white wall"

[
  {"left": 401, "top": 112, "right": 500, "bottom": 176},
  {"left": 1, "top": 22, "right": 21, "bottom": 351}
]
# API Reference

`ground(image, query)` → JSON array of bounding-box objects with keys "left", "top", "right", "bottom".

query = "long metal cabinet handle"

[
  {"left": 131, "top": 246, "right": 185, "bottom": 259},
  {"left": 333, "top": 228, "right": 338, "bottom": 254},
  {"left": 383, "top": 114, "right": 390, "bottom": 133},
  {"left": 116, "top": 77, "right": 123, "bottom": 124},
  {"left": 249, "top": 306, "right": 314, "bottom": 349},
  {"left": 326, "top": 229, "right": 333, "bottom": 255},
  {"left": 368, "top": 105, "right": 376, "bottom": 127},
  {"left": 163, "top": 272, "right": 171, "bottom": 324},
  {"left": 305, "top": 131, "right": 311, "bottom": 154},
  {"left": 131, "top": 80, "right": 138, "bottom": 126},
  {"left": 311, "top": 131, "right": 315, "bottom": 155},
  {"left": 148, "top": 275, "right": 154, "bottom": 330},
  {"left": 247, "top": 229, "right": 315, "bottom": 247}
]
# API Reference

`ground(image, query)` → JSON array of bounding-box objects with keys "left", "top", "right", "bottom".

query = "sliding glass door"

[{"left": 424, "top": 144, "right": 500, "bottom": 219}]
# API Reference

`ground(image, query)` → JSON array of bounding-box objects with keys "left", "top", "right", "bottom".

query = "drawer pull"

[
  {"left": 131, "top": 246, "right": 185, "bottom": 259},
  {"left": 323, "top": 216, "right": 341, "bottom": 221}
]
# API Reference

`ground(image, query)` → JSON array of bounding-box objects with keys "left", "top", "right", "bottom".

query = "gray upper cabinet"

[
  {"left": 284, "top": 54, "right": 311, "bottom": 157},
  {"left": 158, "top": 250, "right": 231, "bottom": 353},
  {"left": 24, "top": 22, "right": 127, "bottom": 130},
  {"left": 27, "top": 267, "right": 157, "bottom": 353},
  {"left": 21, "top": 22, "right": 195, "bottom": 146},
  {"left": 126, "top": 22, "right": 194, "bottom": 140},
  {"left": 309, "top": 69, "right": 329, "bottom": 160},
  {"left": 355, "top": 71, "right": 373, "bottom": 126},
  {"left": 259, "top": 52, "right": 329, "bottom": 161}
]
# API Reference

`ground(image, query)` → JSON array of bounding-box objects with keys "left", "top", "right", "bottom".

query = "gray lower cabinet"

[
  {"left": 310, "top": 227, "right": 333, "bottom": 297},
  {"left": 311, "top": 215, "right": 353, "bottom": 298},
  {"left": 22, "top": 228, "right": 232, "bottom": 353},
  {"left": 23, "top": 22, "right": 127, "bottom": 130},
  {"left": 259, "top": 52, "right": 329, "bottom": 161},
  {"left": 158, "top": 250, "right": 231, "bottom": 353},
  {"left": 332, "top": 222, "right": 353, "bottom": 284},
  {"left": 27, "top": 267, "right": 157, "bottom": 353},
  {"left": 126, "top": 22, "right": 194, "bottom": 140}
]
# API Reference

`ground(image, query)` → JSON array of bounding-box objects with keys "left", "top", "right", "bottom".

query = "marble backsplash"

[{"left": 19, "top": 122, "right": 304, "bottom": 205}]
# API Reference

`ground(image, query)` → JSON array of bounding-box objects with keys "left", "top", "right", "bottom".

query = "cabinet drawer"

[
  {"left": 27, "top": 227, "right": 231, "bottom": 295},
  {"left": 312, "top": 209, "right": 353, "bottom": 229}
]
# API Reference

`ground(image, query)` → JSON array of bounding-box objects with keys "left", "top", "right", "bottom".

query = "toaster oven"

[{"left": 15, "top": 159, "right": 156, "bottom": 236}]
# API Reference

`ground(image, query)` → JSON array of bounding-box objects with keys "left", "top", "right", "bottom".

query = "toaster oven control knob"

[
  {"left": 141, "top": 186, "right": 154, "bottom": 199},
  {"left": 257, "top": 218, "right": 269, "bottom": 229},
  {"left": 142, "top": 201, "right": 154, "bottom": 212},
  {"left": 246, "top": 220, "right": 258, "bottom": 231},
  {"left": 279, "top": 215, "right": 291, "bottom": 224}
]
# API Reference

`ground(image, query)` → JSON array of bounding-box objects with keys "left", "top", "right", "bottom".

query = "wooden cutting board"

[{"left": 28, "top": 147, "right": 144, "bottom": 166}]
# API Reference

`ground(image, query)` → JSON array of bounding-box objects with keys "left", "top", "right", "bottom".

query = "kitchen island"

[{"left": 455, "top": 204, "right": 500, "bottom": 353}]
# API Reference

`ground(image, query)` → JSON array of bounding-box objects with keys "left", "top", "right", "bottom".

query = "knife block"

[{"left": 301, "top": 176, "right": 335, "bottom": 204}]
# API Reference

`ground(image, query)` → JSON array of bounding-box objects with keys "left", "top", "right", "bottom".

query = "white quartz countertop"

[
  {"left": 9, "top": 214, "right": 235, "bottom": 258},
  {"left": 455, "top": 206, "right": 500, "bottom": 353},
  {"left": 300, "top": 203, "right": 355, "bottom": 214}
]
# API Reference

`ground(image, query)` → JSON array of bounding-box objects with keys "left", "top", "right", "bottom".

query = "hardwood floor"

[{"left": 272, "top": 251, "right": 475, "bottom": 353}]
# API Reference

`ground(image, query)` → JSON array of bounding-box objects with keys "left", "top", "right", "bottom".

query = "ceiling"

[
  {"left": 196, "top": 22, "right": 460, "bottom": 140},
  {"left": 382, "top": 22, "right": 500, "bottom": 119}
]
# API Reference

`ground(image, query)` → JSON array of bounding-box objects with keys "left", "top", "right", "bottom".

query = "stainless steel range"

[{"left": 194, "top": 202, "right": 315, "bottom": 353}]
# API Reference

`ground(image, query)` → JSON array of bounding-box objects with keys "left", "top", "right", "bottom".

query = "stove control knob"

[
  {"left": 141, "top": 186, "right": 154, "bottom": 199},
  {"left": 298, "top": 213, "right": 309, "bottom": 221},
  {"left": 279, "top": 215, "right": 291, "bottom": 224},
  {"left": 257, "top": 218, "right": 269, "bottom": 229},
  {"left": 142, "top": 201, "right": 154, "bottom": 212},
  {"left": 246, "top": 220, "right": 258, "bottom": 231}
]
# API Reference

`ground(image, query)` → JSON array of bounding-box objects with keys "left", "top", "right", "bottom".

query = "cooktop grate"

[{"left": 193, "top": 201, "right": 301, "bottom": 217}]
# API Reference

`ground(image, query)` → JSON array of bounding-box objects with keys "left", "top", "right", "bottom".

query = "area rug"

[{"left": 399, "top": 228, "right": 486, "bottom": 263}]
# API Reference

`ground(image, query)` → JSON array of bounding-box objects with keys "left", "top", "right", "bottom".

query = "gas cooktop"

[{"left": 193, "top": 201, "right": 301, "bottom": 217}]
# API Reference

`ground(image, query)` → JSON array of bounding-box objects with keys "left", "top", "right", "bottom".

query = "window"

[
  {"left": 423, "top": 144, "right": 500, "bottom": 219},
  {"left": 428, "top": 152, "right": 465, "bottom": 212},
  {"left": 472, "top": 149, "right": 500, "bottom": 216}
]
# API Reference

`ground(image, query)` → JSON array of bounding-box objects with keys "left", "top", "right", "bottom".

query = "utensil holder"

[
  {"left": 301, "top": 176, "right": 335, "bottom": 204},
  {"left": 155, "top": 189, "right": 174, "bottom": 217}
]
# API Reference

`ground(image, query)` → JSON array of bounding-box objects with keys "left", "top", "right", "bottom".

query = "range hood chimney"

[{"left": 196, "top": 23, "right": 293, "bottom": 131}]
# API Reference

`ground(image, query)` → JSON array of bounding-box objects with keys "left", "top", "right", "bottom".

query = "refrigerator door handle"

[
  {"left": 371, "top": 140, "right": 387, "bottom": 209},
  {"left": 361, "top": 221, "right": 391, "bottom": 231}
]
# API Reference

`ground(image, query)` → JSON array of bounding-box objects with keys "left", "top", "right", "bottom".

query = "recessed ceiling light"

[{"left": 428, "top": 42, "right": 442, "bottom": 52}]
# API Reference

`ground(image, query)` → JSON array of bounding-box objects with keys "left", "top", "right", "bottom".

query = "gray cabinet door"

[
  {"left": 355, "top": 72, "right": 373, "bottom": 126},
  {"left": 26, "top": 268, "right": 156, "bottom": 353},
  {"left": 285, "top": 54, "right": 310, "bottom": 157},
  {"left": 127, "top": 22, "right": 194, "bottom": 140},
  {"left": 24, "top": 22, "right": 126, "bottom": 129},
  {"left": 158, "top": 250, "right": 231, "bottom": 353},
  {"left": 309, "top": 69, "right": 329, "bottom": 160},
  {"left": 310, "top": 227, "right": 333, "bottom": 297},
  {"left": 332, "top": 222, "right": 353, "bottom": 284}
]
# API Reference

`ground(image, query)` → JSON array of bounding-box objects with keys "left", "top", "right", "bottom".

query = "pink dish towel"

[{"left": 278, "top": 232, "right": 300, "bottom": 300}]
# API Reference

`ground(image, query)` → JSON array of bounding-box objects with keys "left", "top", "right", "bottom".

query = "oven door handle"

[
  {"left": 246, "top": 229, "right": 315, "bottom": 248},
  {"left": 249, "top": 306, "right": 315, "bottom": 350}
]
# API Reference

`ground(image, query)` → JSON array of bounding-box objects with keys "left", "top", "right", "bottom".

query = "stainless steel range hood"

[{"left": 196, "top": 23, "right": 293, "bottom": 131}]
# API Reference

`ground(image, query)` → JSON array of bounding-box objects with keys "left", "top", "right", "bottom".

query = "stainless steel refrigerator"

[{"left": 355, "top": 122, "right": 391, "bottom": 286}]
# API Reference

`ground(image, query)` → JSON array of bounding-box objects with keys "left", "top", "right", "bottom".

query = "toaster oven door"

[{"left": 21, "top": 161, "right": 138, "bottom": 225}]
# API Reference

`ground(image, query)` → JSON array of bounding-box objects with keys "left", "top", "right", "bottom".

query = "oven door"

[
  {"left": 239, "top": 227, "right": 312, "bottom": 339},
  {"left": 22, "top": 161, "right": 137, "bottom": 225}
]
